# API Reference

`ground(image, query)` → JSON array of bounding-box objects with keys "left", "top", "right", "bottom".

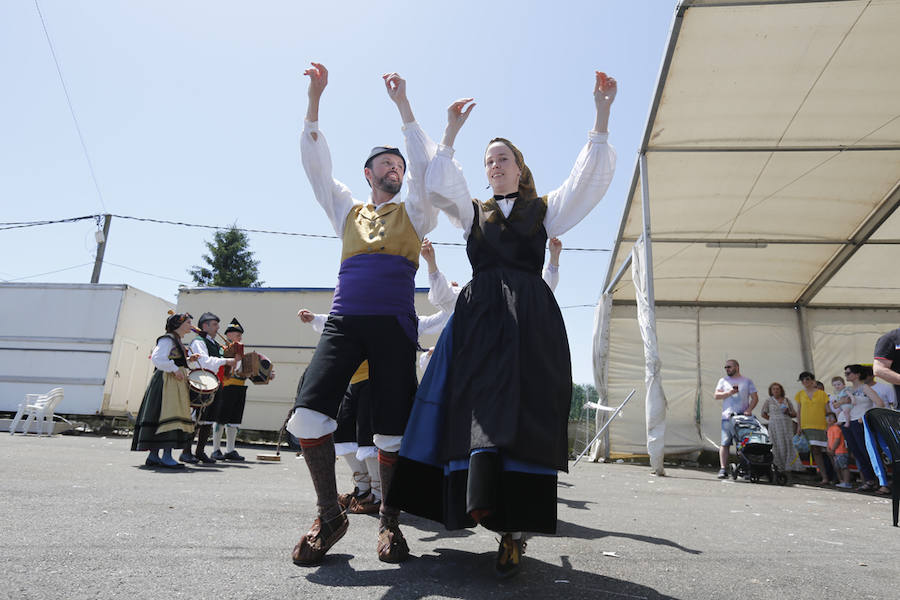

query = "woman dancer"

[
  {"left": 131, "top": 312, "right": 197, "bottom": 468},
  {"left": 391, "top": 71, "right": 616, "bottom": 578}
]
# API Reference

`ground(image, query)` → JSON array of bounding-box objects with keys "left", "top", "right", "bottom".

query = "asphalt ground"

[{"left": 1, "top": 433, "right": 896, "bottom": 600}]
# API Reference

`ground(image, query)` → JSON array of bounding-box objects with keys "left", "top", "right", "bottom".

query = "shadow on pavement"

[
  {"left": 551, "top": 519, "right": 702, "bottom": 555},
  {"left": 301, "top": 548, "right": 678, "bottom": 599}
]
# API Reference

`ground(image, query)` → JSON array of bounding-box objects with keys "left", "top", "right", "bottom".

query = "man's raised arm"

[{"left": 300, "top": 62, "right": 355, "bottom": 237}]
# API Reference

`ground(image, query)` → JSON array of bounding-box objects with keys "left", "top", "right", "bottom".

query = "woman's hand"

[
  {"left": 174, "top": 370, "right": 185, "bottom": 382},
  {"left": 441, "top": 98, "right": 475, "bottom": 147},
  {"left": 421, "top": 239, "right": 438, "bottom": 273},
  {"left": 593, "top": 71, "right": 616, "bottom": 133},
  {"left": 548, "top": 237, "right": 562, "bottom": 266},
  {"left": 594, "top": 71, "right": 617, "bottom": 108}
]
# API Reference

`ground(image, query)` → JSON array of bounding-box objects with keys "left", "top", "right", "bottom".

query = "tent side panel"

[
  {"left": 607, "top": 305, "right": 704, "bottom": 455},
  {"left": 807, "top": 308, "right": 900, "bottom": 388}
]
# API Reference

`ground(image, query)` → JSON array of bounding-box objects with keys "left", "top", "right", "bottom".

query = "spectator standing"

[
  {"left": 842, "top": 364, "right": 885, "bottom": 492},
  {"left": 825, "top": 412, "right": 853, "bottom": 489},
  {"left": 760, "top": 382, "right": 801, "bottom": 476},
  {"left": 794, "top": 371, "right": 832, "bottom": 485},
  {"left": 714, "top": 359, "right": 759, "bottom": 478}
]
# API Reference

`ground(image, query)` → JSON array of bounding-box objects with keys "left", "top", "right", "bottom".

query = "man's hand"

[
  {"left": 304, "top": 62, "right": 328, "bottom": 100},
  {"left": 421, "top": 238, "right": 437, "bottom": 273},
  {"left": 548, "top": 237, "right": 562, "bottom": 266},
  {"left": 383, "top": 72, "right": 415, "bottom": 124},
  {"left": 383, "top": 72, "right": 407, "bottom": 105},
  {"left": 441, "top": 98, "right": 475, "bottom": 148},
  {"left": 297, "top": 308, "right": 314, "bottom": 323},
  {"left": 303, "top": 62, "right": 327, "bottom": 126}
]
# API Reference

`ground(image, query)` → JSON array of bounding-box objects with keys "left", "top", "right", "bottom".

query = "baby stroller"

[{"left": 730, "top": 415, "right": 786, "bottom": 485}]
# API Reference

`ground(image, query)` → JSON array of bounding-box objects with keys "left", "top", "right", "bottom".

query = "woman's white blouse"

[
  {"left": 150, "top": 337, "right": 181, "bottom": 373},
  {"left": 420, "top": 131, "right": 616, "bottom": 239}
]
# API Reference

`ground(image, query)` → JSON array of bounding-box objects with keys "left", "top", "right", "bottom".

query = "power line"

[
  {"left": 1, "top": 213, "right": 612, "bottom": 252},
  {"left": 33, "top": 0, "right": 107, "bottom": 213},
  {"left": 3, "top": 262, "right": 93, "bottom": 282},
  {"left": 0, "top": 215, "right": 96, "bottom": 231},
  {"left": 103, "top": 261, "right": 192, "bottom": 285}
]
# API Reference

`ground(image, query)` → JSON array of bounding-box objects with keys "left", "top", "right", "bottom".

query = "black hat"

[
  {"left": 364, "top": 146, "right": 406, "bottom": 172},
  {"left": 198, "top": 312, "right": 220, "bottom": 327},
  {"left": 165, "top": 311, "right": 192, "bottom": 332},
  {"left": 225, "top": 317, "right": 244, "bottom": 335}
]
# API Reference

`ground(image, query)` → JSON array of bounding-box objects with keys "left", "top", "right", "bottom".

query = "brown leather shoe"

[
  {"left": 376, "top": 519, "right": 410, "bottom": 563},
  {"left": 348, "top": 493, "right": 381, "bottom": 515},
  {"left": 291, "top": 513, "right": 349, "bottom": 566},
  {"left": 337, "top": 487, "right": 361, "bottom": 511}
]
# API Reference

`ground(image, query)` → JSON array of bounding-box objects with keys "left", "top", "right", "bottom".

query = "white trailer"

[
  {"left": 176, "top": 286, "right": 446, "bottom": 432},
  {"left": 0, "top": 283, "right": 174, "bottom": 419}
]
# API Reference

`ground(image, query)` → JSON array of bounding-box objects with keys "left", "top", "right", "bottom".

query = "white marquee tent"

[{"left": 592, "top": 0, "right": 900, "bottom": 468}]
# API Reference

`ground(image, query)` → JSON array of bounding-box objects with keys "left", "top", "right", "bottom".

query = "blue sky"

[{"left": 0, "top": 0, "right": 675, "bottom": 383}]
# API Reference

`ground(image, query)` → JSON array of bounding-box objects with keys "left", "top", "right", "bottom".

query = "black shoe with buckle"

[
  {"left": 495, "top": 534, "right": 526, "bottom": 579},
  {"left": 223, "top": 450, "right": 245, "bottom": 462},
  {"left": 179, "top": 452, "right": 199, "bottom": 464},
  {"left": 195, "top": 452, "right": 216, "bottom": 464}
]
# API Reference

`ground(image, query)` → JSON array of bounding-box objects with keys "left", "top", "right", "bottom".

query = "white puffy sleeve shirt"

[
  {"left": 189, "top": 337, "right": 228, "bottom": 371},
  {"left": 150, "top": 337, "right": 182, "bottom": 373},
  {"left": 424, "top": 131, "right": 616, "bottom": 238},
  {"left": 299, "top": 120, "right": 440, "bottom": 239}
]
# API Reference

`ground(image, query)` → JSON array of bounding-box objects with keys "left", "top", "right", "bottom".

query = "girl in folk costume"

[
  {"left": 392, "top": 71, "right": 617, "bottom": 578},
  {"left": 211, "top": 317, "right": 253, "bottom": 462},
  {"left": 131, "top": 312, "right": 197, "bottom": 469}
]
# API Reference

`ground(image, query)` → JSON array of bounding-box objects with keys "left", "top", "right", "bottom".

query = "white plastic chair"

[{"left": 9, "top": 388, "right": 65, "bottom": 436}]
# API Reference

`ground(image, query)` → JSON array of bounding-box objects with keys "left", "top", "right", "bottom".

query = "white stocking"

[
  {"left": 364, "top": 455, "right": 382, "bottom": 501},
  {"left": 225, "top": 425, "right": 238, "bottom": 453}
]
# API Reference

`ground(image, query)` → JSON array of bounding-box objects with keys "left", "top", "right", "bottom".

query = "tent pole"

[
  {"left": 796, "top": 305, "right": 815, "bottom": 373},
  {"left": 640, "top": 154, "right": 655, "bottom": 305}
]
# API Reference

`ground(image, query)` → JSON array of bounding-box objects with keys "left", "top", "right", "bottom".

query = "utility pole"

[{"left": 90, "top": 214, "right": 111, "bottom": 284}]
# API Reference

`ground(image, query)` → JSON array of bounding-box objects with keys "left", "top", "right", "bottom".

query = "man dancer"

[{"left": 287, "top": 63, "right": 438, "bottom": 565}]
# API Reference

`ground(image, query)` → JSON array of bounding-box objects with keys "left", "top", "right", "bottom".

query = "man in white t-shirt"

[{"left": 713, "top": 359, "right": 759, "bottom": 478}]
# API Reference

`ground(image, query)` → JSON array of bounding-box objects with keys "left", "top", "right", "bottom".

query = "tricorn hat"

[{"left": 224, "top": 317, "right": 244, "bottom": 335}]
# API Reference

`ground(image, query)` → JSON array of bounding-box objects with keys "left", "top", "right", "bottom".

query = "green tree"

[{"left": 189, "top": 226, "right": 263, "bottom": 287}]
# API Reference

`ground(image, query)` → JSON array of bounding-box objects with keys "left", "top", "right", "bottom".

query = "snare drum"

[{"left": 187, "top": 368, "right": 220, "bottom": 407}]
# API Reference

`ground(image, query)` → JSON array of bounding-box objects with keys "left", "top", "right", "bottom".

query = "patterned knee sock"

[
  {"left": 300, "top": 435, "right": 341, "bottom": 521},
  {"left": 378, "top": 450, "right": 400, "bottom": 524}
]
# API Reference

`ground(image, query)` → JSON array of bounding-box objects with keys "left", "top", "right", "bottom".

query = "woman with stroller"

[{"left": 760, "top": 382, "right": 801, "bottom": 477}]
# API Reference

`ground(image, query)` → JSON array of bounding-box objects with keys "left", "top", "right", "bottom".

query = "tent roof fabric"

[{"left": 606, "top": 0, "right": 900, "bottom": 308}]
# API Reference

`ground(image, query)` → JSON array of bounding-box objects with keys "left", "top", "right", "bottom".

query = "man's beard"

[{"left": 374, "top": 174, "right": 402, "bottom": 195}]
